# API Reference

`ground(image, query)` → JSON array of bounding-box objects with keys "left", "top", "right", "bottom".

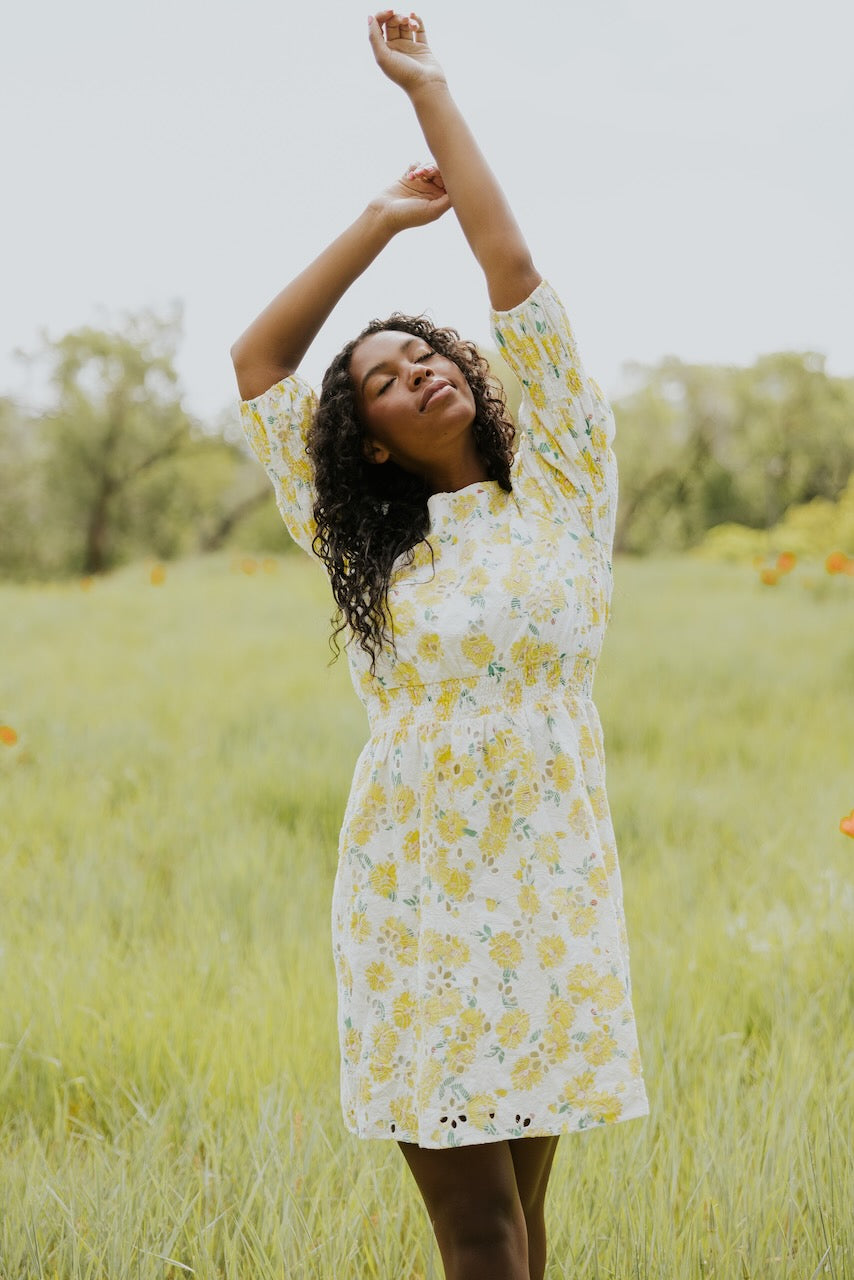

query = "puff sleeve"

[
  {"left": 239, "top": 375, "right": 319, "bottom": 557},
  {"left": 491, "top": 280, "right": 618, "bottom": 551}
]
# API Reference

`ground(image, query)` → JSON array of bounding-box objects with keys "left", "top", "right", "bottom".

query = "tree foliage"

[
  {"left": 1, "top": 317, "right": 851, "bottom": 580},
  {"left": 611, "top": 352, "right": 854, "bottom": 554}
]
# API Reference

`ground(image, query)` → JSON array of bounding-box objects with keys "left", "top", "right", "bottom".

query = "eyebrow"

[{"left": 359, "top": 336, "right": 420, "bottom": 396}]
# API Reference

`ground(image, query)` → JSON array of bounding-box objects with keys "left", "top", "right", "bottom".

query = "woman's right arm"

[{"left": 230, "top": 168, "right": 450, "bottom": 401}]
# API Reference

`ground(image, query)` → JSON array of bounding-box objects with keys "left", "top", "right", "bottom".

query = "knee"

[{"left": 434, "top": 1189, "right": 526, "bottom": 1255}]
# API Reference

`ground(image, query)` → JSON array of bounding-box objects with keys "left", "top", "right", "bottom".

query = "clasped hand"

[{"left": 367, "top": 9, "right": 447, "bottom": 94}]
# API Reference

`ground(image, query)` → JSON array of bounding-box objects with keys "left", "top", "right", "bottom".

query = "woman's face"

[{"left": 350, "top": 329, "right": 476, "bottom": 478}]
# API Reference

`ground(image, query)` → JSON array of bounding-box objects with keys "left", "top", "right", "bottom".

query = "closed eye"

[{"left": 376, "top": 351, "right": 435, "bottom": 395}]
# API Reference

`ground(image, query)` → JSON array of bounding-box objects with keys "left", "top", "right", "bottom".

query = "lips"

[{"left": 420, "top": 379, "right": 452, "bottom": 411}]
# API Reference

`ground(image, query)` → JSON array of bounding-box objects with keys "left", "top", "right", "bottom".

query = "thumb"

[{"left": 367, "top": 14, "right": 386, "bottom": 63}]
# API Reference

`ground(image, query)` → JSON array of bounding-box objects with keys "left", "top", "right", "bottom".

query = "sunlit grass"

[{"left": 1, "top": 553, "right": 852, "bottom": 1278}]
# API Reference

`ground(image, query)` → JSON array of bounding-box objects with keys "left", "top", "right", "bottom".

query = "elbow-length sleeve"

[
  {"left": 239, "top": 374, "right": 319, "bottom": 558},
  {"left": 491, "top": 280, "right": 618, "bottom": 551}
]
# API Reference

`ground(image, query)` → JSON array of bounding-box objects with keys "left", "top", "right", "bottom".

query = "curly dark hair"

[{"left": 306, "top": 314, "right": 516, "bottom": 672}]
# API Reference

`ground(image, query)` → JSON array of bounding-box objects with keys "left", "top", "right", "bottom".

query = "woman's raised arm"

[
  {"left": 230, "top": 167, "right": 450, "bottom": 402},
  {"left": 368, "top": 10, "right": 542, "bottom": 312}
]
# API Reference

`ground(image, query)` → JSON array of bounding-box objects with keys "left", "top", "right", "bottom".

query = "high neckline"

[{"left": 427, "top": 479, "right": 495, "bottom": 508}]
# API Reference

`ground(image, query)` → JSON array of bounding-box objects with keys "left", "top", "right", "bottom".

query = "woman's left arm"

[{"left": 368, "top": 10, "right": 542, "bottom": 311}]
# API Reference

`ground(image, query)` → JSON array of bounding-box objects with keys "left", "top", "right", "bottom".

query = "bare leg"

[
  {"left": 398, "top": 1139, "right": 530, "bottom": 1280},
  {"left": 509, "top": 1136, "right": 560, "bottom": 1280}
]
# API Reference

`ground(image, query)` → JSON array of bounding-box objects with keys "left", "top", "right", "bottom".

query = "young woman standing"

[{"left": 232, "top": 13, "right": 649, "bottom": 1279}]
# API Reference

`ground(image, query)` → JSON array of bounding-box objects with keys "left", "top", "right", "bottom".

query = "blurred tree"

[
  {"left": 5, "top": 309, "right": 274, "bottom": 579},
  {"left": 610, "top": 353, "right": 854, "bottom": 554}
]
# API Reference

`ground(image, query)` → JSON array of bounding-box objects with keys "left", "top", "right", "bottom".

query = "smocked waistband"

[{"left": 364, "top": 655, "right": 595, "bottom": 733}]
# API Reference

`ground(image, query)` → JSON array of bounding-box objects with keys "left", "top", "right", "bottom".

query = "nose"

[{"left": 407, "top": 362, "right": 433, "bottom": 388}]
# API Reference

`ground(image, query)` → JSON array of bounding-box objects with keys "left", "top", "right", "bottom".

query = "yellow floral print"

[{"left": 240, "top": 279, "right": 648, "bottom": 1148}]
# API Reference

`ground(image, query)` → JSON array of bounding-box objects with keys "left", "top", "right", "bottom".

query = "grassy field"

[{"left": 1, "top": 552, "right": 852, "bottom": 1279}]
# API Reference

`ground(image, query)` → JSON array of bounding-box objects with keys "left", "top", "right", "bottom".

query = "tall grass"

[{"left": 1, "top": 553, "right": 851, "bottom": 1278}]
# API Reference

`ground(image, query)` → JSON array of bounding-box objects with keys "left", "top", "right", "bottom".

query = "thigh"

[
  {"left": 508, "top": 1135, "right": 560, "bottom": 1215},
  {"left": 397, "top": 1139, "right": 522, "bottom": 1226}
]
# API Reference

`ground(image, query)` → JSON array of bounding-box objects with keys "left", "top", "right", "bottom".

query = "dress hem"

[{"left": 341, "top": 1095, "right": 650, "bottom": 1150}]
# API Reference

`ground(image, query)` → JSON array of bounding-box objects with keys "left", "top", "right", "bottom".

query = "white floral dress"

[{"left": 240, "top": 279, "right": 649, "bottom": 1148}]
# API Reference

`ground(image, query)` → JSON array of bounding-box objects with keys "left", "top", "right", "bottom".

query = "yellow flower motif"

[
  {"left": 583, "top": 1028, "right": 617, "bottom": 1066},
  {"left": 417, "top": 632, "right": 443, "bottom": 663},
  {"left": 391, "top": 599, "right": 416, "bottom": 634},
  {"left": 461, "top": 633, "right": 496, "bottom": 667},
  {"left": 459, "top": 1007, "right": 488, "bottom": 1040},
  {"left": 483, "top": 812, "right": 513, "bottom": 849},
  {"left": 547, "top": 992, "right": 576, "bottom": 1030},
  {"left": 596, "top": 974, "right": 626, "bottom": 1011},
  {"left": 350, "top": 910, "right": 371, "bottom": 943},
  {"left": 517, "top": 883, "right": 540, "bottom": 915},
  {"left": 567, "top": 963, "right": 599, "bottom": 1002},
  {"left": 423, "top": 987, "right": 463, "bottom": 1027},
  {"left": 488, "top": 931, "right": 523, "bottom": 969},
  {"left": 449, "top": 757, "right": 478, "bottom": 788},
  {"left": 535, "top": 833, "right": 562, "bottom": 868},
  {"left": 403, "top": 830, "right": 420, "bottom": 864},
  {"left": 364, "top": 781, "right": 387, "bottom": 809},
  {"left": 393, "top": 661, "right": 421, "bottom": 686},
  {"left": 513, "top": 778, "right": 540, "bottom": 817},
  {"left": 550, "top": 754, "right": 576, "bottom": 791},
  {"left": 568, "top": 904, "right": 597, "bottom": 935},
  {"left": 436, "top": 809, "right": 469, "bottom": 843},
  {"left": 369, "top": 861, "right": 397, "bottom": 897},
  {"left": 436, "top": 863, "right": 472, "bottom": 901},
  {"left": 511, "top": 1052, "right": 546, "bottom": 1090},
  {"left": 542, "top": 1022, "right": 571, "bottom": 1062},
  {"left": 389, "top": 1096, "right": 419, "bottom": 1134},
  {"left": 343, "top": 1026, "right": 362, "bottom": 1064},
  {"left": 528, "top": 380, "right": 547, "bottom": 410},
  {"left": 384, "top": 919, "right": 417, "bottom": 966},
  {"left": 392, "top": 991, "right": 417, "bottom": 1029},
  {"left": 541, "top": 333, "right": 564, "bottom": 367},
  {"left": 537, "top": 935, "right": 567, "bottom": 968},
  {"left": 365, "top": 960, "right": 394, "bottom": 992},
  {"left": 392, "top": 784, "right": 416, "bottom": 824},
  {"left": 501, "top": 567, "right": 532, "bottom": 597},
  {"left": 589, "top": 785, "right": 607, "bottom": 820},
  {"left": 496, "top": 1008, "right": 530, "bottom": 1049},
  {"left": 467, "top": 566, "right": 490, "bottom": 593},
  {"left": 446, "top": 1039, "right": 478, "bottom": 1073},
  {"left": 466, "top": 1092, "right": 499, "bottom": 1126},
  {"left": 588, "top": 866, "right": 607, "bottom": 896},
  {"left": 578, "top": 724, "right": 596, "bottom": 760},
  {"left": 629, "top": 1048, "right": 642, "bottom": 1079},
  {"left": 568, "top": 797, "right": 593, "bottom": 839},
  {"left": 603, "top": 846, "right": 617, "bottom": 876},
  {"left": 566, "top": 367, "right": 584, "bottom": 395},
  {"left": 590, "top": 424, "right": 609, "bottom": 453}
]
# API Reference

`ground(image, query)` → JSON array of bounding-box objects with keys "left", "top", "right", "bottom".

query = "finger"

[{"left": 409, "top": 11, "right": 428, "bottom": 43}]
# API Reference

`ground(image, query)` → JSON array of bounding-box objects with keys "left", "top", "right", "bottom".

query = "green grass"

[{"left": 1, "top": 552, "right": 852, "bottom": 1279}]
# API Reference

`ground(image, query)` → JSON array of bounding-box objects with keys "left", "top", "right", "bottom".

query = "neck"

[{"left": 423, "top": 440, "right": 490, "bottom": 496}]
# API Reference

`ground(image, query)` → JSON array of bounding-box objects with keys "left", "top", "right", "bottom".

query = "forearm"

[
  {"left": 231, "top": 205, "right": 394, "bottom": 401},
  {"left": 408, "top": 80, "right": 540, "bottom": 309}
]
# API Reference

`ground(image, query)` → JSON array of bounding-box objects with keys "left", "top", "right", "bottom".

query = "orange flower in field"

[
  {"left": 0, "top": 725, "right": 18, "bottom": 746},
  {"left": 150, "top": 564, "right": 166, "bottom": 586},
  {"left": 826, "top": 552, "right": 848, "bottom": 574},
  {"left": 262, "top": 557, "right": 277, "bottom": 573},
  {"left": 776, "top": 552, "right": 796, "bottom": 573},
  {"left": 80, "top": 577, "right": 93, "bottom": 591},
  {"left": 840, "top": 810, "right": 854, "bottom": 838},
  {"left": 241, "top": 557, "right": 258, "bottom": 575},
  {"left": 759, "top": 568, "right": 780, "bottom": 586}
]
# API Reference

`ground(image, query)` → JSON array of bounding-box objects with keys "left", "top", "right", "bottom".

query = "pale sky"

[{"left": 4, "top": 0, "right": 852, "bottom": 426}]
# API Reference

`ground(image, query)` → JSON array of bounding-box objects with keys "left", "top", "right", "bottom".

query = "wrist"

[
  {"left": 360, "top": 200, "right": 399, "bottom": 245},
  {"left": 407, "top": 76, "right": 451, "bottom": 109}
]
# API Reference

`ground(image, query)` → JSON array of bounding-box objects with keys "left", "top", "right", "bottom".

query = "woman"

[{"left": 232, "top": 12, "right": 649, "bottom": 1280}]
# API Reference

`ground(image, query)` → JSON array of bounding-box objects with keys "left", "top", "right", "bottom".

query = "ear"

[{"left": 362, "top": 438, "right": 391, "bottom": 465}]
